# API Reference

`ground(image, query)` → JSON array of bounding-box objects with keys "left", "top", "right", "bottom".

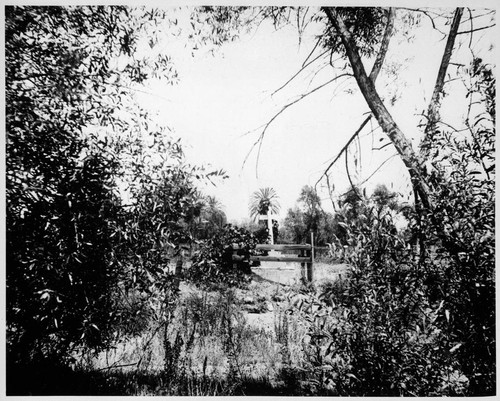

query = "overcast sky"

[{"left": 133, "top": 5, "right": 495, "bottom": 222}]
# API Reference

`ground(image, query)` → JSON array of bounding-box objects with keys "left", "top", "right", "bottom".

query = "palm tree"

[{"left": 249, "top": 187, "right": 280, "bottom": 221}]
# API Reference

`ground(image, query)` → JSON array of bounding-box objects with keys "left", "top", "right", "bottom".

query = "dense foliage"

[
  {"left": 187, "top": 225, "right": 258, "bottom": 288},
  {"left": 5, "top": 5, "right": 214, "bottom": 368},
  {"left": 281, "top": 186, "right": 339, "bottom": 246},
  {"left": 420, "top": 58, "right": 495, "bottom": 394},
  {"left": 186, "top": 194, "right": 228, "bottom": 240},
  {"left": 319, "top": 7, "right": 389, "bottom": 57}
]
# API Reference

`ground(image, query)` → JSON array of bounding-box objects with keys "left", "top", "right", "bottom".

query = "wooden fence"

[{"left": 231, "top": 243, "right": 314, "bottom": 282}]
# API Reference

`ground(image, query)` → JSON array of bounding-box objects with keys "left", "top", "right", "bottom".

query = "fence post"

[
  {"left": 175, "top": 249, "right": 183, "bottom": 277},
  {"left": 300, "top": 248, "right": 306, "bottom": 283},
  {"left": 231, "top": 244, "right": 238, "bottom": 270},
  {"left": 307, "top": 232, "right": 314, "bottom": 282}
]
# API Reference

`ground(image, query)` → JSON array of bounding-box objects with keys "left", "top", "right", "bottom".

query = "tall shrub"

[
  {"left": 5, "top": 6, "right": 209, "bottom": 369},
  {"left": 187, "top": 225, "right": 258, "bottom": 288}
]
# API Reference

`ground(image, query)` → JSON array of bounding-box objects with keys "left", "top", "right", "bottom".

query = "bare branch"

[
  {"left": 355, "top": 153, "right": 398, "bottom": 188},
  {"left": 457, "top": 24, "right": 495, "bottom": 34},
  {"left": 314, "top": 114, "right": 372, "bottom": 188},
  {"left": 300, "top": 7, "right": 312, "bottom": 33},
  {"left": 372, "top": 142, "right": 393, "bottom": 151},
  {"left": 355, "top": 125, "right": 362, "bottom": 174},
  {"left": 305, "top": 59, "right": 332, "bottom": 87},
  {"left": 467, "top": 8, "right": 474, "bottom": 50},
  {"left": 271, "top": 48, "right": 329, "bottom": 97},
  {"left": 443, "top": 77, "right": 462, "bottom": 85},
  {"left": 416, "top": 112, "right": 469, "bottom": 134},
  {"left": 302, "top": 35, "right": 326, "bottom": 68}
]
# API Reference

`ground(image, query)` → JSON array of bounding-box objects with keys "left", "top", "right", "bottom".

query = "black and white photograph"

[{"left": 4, "top": 2, "right": 496, "bottom": 396}]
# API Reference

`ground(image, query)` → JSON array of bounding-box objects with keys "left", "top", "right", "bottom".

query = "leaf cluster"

[
  {"left": 319, "top": 7, "right": 389, "bottom": 58},
  {"left": 187, "top": 225, "right": 258, "bottom": 289},
  {"left": 293, "top": 207, "right": 450, "bottom": 395}
]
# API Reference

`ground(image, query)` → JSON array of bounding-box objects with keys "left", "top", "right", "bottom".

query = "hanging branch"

[
  {"left": 314, "top": 114, "right": 372, "bottom": 188},
  {"left": 305, "top": 58, "right": 334, "bottom": 87},
  {"left": 243, "top": 73, "right": 352, "bottom": 173},
  {"left": 302, "top": 35, "right": 326, "bottom": 67},
  {"left": 345, "top": 147, "right": 362, "bottom": 201},
  {"left": 355, "top": 126, "right": 362, "bottom": 175},
  {"left": 358, "top": 154, "right": 399, "bottom": 189},
  {"left": 325, "top": 173, "right": 337, "bottom": 211}
]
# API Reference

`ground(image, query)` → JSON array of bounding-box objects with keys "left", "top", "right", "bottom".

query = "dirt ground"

[
  {"left": 90, "top": 261, "right": 349, "bottom": 373},
  {"left": 173, "top": 261, "right": 349, "bottom": 333},
  {"left": 238, "top": 261, "right": 350, "bottom": 332},
  {"left": 253, "top": 261, "right": 349, "bottom": 286}
]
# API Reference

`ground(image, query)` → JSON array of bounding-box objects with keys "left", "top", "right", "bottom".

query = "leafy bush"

[
  {"left": 294, "top": 207, "right": 448, "bottom": 396},
  {"left": 7, "top": 153, "right": 122, "bottom": 365},
  {"left": 187, "top": 224, "right": 258, "bottom": 288},
  {"left": 420, "top": 63, "right": 495, "bottom": 394},
  {"left": 410, "top": 58, "right": 496, "bottom": 395},
  {"left": 5, "top": 5, "right": 213, "bottom": 370}
]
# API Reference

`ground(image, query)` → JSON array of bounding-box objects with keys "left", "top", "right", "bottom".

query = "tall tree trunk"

[
  {"left": 323, "top": 7, "right": 470, "bottom": 255},
  {"left": 323, "top": 7, "right": 432, "bottom": 210},
  {"left": 420, "top": 7, "right": 464, "bottom": 157},
  {"left": 369, "top": 7, "right": 395, "bottom": 84}
]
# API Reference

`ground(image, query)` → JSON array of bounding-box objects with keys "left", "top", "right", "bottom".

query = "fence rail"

[
  {"left": 231, "top": 234, "right": 315, "bottom": 282},
  {"left": 231, "top": 243, "right": 312, "bottom": 251},
  {"left": 233, "top": 255, "right": 311, "bottom": 263}
]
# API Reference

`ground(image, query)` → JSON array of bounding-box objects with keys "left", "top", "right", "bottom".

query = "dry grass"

[{"left": 72, "top": 262, "right": 347, "bottom": 395}]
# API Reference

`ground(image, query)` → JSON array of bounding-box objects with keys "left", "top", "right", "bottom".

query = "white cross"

[{"left": 258, "top": 213, "right": 277, "bottom": 244}]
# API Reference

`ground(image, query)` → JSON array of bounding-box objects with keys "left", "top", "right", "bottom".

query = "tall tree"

[
  {"left": 189, "top": 194, "right": 227, "bottom": 240},
  {"left": 298, "top": 185, "right": 323, "bottom": 239}
]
